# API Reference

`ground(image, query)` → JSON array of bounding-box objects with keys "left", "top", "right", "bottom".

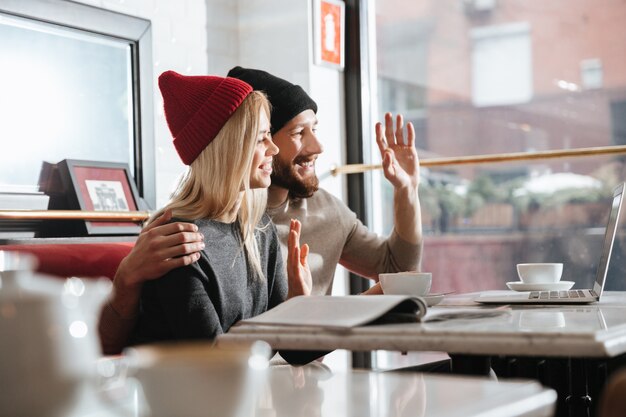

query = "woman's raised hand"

[{"left": 287, "top": 219, "right": 312, "bottom": 298}]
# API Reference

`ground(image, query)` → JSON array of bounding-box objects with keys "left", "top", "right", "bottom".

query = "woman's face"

[{"left": 249, "top": 108, "right": 279, "bottom": 189}]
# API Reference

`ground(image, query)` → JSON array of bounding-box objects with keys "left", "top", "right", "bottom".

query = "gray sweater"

[{"left": 132, "top": 214, "right": 287, "bottom": 344}]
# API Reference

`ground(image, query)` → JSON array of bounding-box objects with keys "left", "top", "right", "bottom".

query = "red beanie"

[{"left": 158, "top": 70, "right": 253, "bottom": 165}]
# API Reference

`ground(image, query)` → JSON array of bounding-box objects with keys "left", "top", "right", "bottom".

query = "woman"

[{"left": 131, "top": 70, "right": 311, "bottom": 344}]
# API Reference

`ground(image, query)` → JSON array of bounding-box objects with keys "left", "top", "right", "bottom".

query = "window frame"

[{"left": 0, "top": 0, "right": 155, "bottom": 207}]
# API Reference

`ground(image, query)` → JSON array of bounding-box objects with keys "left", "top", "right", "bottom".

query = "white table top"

[
  {"left": 250, "top": 367, "right": 555, "bottom": 417},
  {"left": 76, "top": 363, "right": 556, "bottom": 417},
  {"left": 222, "top": 291, "right": 626, "bottom": 358}
]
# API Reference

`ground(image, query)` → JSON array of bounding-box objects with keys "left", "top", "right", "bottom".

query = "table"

[
  {"left": 224, "top": 291, "right": 626, "bottom": 358},
  {"left": 221, "top": 291, "right": 626, "bottom": 417},
  {"left": 73, "top": 363, "right": 556, "bottom": 417}
]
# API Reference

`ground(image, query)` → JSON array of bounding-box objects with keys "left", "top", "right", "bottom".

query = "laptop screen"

[{"left": 593, "top": 183, "right": 625, "bottom": 296}]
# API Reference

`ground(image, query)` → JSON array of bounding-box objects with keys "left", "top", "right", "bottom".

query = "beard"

[{"left": 271, "top": 155, "right": 319, "bottom": 200}]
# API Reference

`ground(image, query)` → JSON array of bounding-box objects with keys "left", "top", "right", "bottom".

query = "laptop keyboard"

[{"left": 528, "top": 290, "right": 589, "bottom": 300}]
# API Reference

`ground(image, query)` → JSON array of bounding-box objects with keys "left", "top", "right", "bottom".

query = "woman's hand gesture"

[{"left": 287, "top": 219, "right": 312, "bottom": 298}]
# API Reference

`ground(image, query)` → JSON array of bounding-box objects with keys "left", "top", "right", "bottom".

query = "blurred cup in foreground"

[
  {"left": 125, "top": 341, "right": 271, "bottom": 417},
  {"left": 0, "top": 251, "right": 112, "bottom": 417},
  {"left": 516, "top": 263, "right": 563, "bottom": 284},
  {"left": 379, "top": 272, "right": 432, "bottom": 296}
]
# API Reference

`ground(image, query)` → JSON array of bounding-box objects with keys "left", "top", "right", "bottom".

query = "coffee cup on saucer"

[
  {"left": 507, "top": 263, "right": 573, "bottom": 292},
  {"left": 379, "top": 272, "right": 432, "bottom": 296},
  {"left": 516, "top": 263, "right": 563, "bottom": 284}
]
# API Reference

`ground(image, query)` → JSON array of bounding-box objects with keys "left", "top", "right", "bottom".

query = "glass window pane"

[
  {"left": 370, "top": 0, "right": 626, "bottom": 294},
  {"left": 0, "top": 13, "right": 135, "bottom": 190}
]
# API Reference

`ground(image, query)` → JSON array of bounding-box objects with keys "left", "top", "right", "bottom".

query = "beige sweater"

[{"left": 267, "top": 188, "right": 421, "bottom": 295}]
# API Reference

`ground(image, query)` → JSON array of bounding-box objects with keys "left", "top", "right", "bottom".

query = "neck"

[
  {"left": 215, "top": 192, "right": 243, "bottom": 223},
  {"left": 267, "top": 185, "right": 289, "bottom": 208}
]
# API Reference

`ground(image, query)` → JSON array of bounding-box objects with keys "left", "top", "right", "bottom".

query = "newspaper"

[{"left": 239, "top": 295, "right": 428, "bottom": 331}]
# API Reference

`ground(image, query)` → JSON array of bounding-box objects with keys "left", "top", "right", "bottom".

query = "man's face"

[{"left": 270, "top": 109, "right": 324, "bottom": 199}]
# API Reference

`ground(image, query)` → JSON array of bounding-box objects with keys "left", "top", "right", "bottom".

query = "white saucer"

[
  {"left": 423, "top": 294, "right": 445, "bottom": 306},
  {"left": 506, "top": 281, "right": 575, "bottom": 292}
]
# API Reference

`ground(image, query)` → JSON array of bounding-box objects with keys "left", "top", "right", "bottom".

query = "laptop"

[{"left": 476, "top": 182, "right": 625, "bottom": 305}]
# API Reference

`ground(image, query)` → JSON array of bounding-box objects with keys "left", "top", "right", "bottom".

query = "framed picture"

[
  {"left": 54, "top": 159, "right": 143, "bottom": 235},
  {"left": 313, "top": 0, "right": 345, "bottom": 69}
]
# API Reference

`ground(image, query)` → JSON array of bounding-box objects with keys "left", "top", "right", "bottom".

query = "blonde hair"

[{"left": 150, "top": 91, "right": 271, "bottom": 280}]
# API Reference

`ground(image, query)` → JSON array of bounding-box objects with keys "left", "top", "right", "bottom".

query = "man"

[
  {"left": 99, "top": 67, "right": 423, "bottom": 354},
  {"left": 228, "top": 67, "right": 423, "bottom": 296}
]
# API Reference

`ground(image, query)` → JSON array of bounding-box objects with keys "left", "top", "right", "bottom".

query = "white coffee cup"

[
  {"left": 516, "top": 263, "right": 563, "bottom": 284},
  {"left": 379, "top": 272, "right": 432, "bottom": 296},
  {"left": 125, "top": 341, "right": 271, "bottom": 417}
]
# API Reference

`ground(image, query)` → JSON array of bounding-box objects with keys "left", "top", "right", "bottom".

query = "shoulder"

[
  {"left": 307, "top": 188, "right": 351, "bottom": 211},
  {"left": 255, "top": 214, "right": 279, "bottom": 243},
  {"left": 309, "top": 189, "right": 357, "bottom": 220},
  {"left": 254, "top": 216, "right": 282, "bottom": 273}
]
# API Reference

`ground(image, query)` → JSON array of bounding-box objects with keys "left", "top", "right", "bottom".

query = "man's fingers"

[
  {"left": 362, "top": 283, "right": 384, "bottom": 295},
  {"left": 142, "top": 209, "right": 172, "bottom": 232},
  {"left": 159, "top": 231, "right": 204, "bottom": 248},
  {"left": 163, "top": 252, "right": 201, "bottom": 270},
  {"left": 383, "top": 150, "right": 394, "bottom": 174},
  {"left": 160, "top": 240, "right": 205, "bottom": 259},
  {"left": 144, "top": 222, "right": 199, "bottom": 239},
  {"left": 384, "top": 112, "right": 395, "bottom": 145},
  {"left": 406, "top": 122, "right": 416, "bottom": 148},
  {"left": 139, "top": 229, "right": 203, "bottom": 260},
  {"left": 375, "top": 122, "right": 387, "bottom": 156},
  {"left": 395, "top": 114, "right": 405, "bottom": 145}
]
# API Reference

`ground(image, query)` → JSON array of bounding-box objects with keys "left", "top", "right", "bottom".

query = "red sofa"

[{"left": 0, "top": 242, "right": 135, "bottom": 280}]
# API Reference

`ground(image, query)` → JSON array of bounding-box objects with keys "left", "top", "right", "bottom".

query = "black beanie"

[{"left": 227, "top": 66, "right": 318, "bottom": 134}]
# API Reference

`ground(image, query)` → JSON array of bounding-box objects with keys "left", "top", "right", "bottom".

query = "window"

[
  {"left": 0, "top": 1, "right": 154, "bottom": 207},
  {"left": 581, "top": 58, "right": 603, "bottom": 90},
  {"left": 471, "top": 22, "right": 532, "bottom": 106},
  {"left": 355, "top": 0, "right": 626, "bottom": 369}
]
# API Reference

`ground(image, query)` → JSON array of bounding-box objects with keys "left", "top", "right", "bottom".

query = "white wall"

[
  {"left": 205, "top": 0, "right": 239, "bottom": 76},
  {"left": 74, "top": 0, "right": 209, "bottom": 208}
]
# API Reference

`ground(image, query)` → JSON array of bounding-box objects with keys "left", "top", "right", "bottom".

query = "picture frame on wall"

[
  {"left": 52, "top": 159, "right": 143, "bottom": 236},
  {"left": 313, "top": 0, "right": 345, "bottom": 69}
]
